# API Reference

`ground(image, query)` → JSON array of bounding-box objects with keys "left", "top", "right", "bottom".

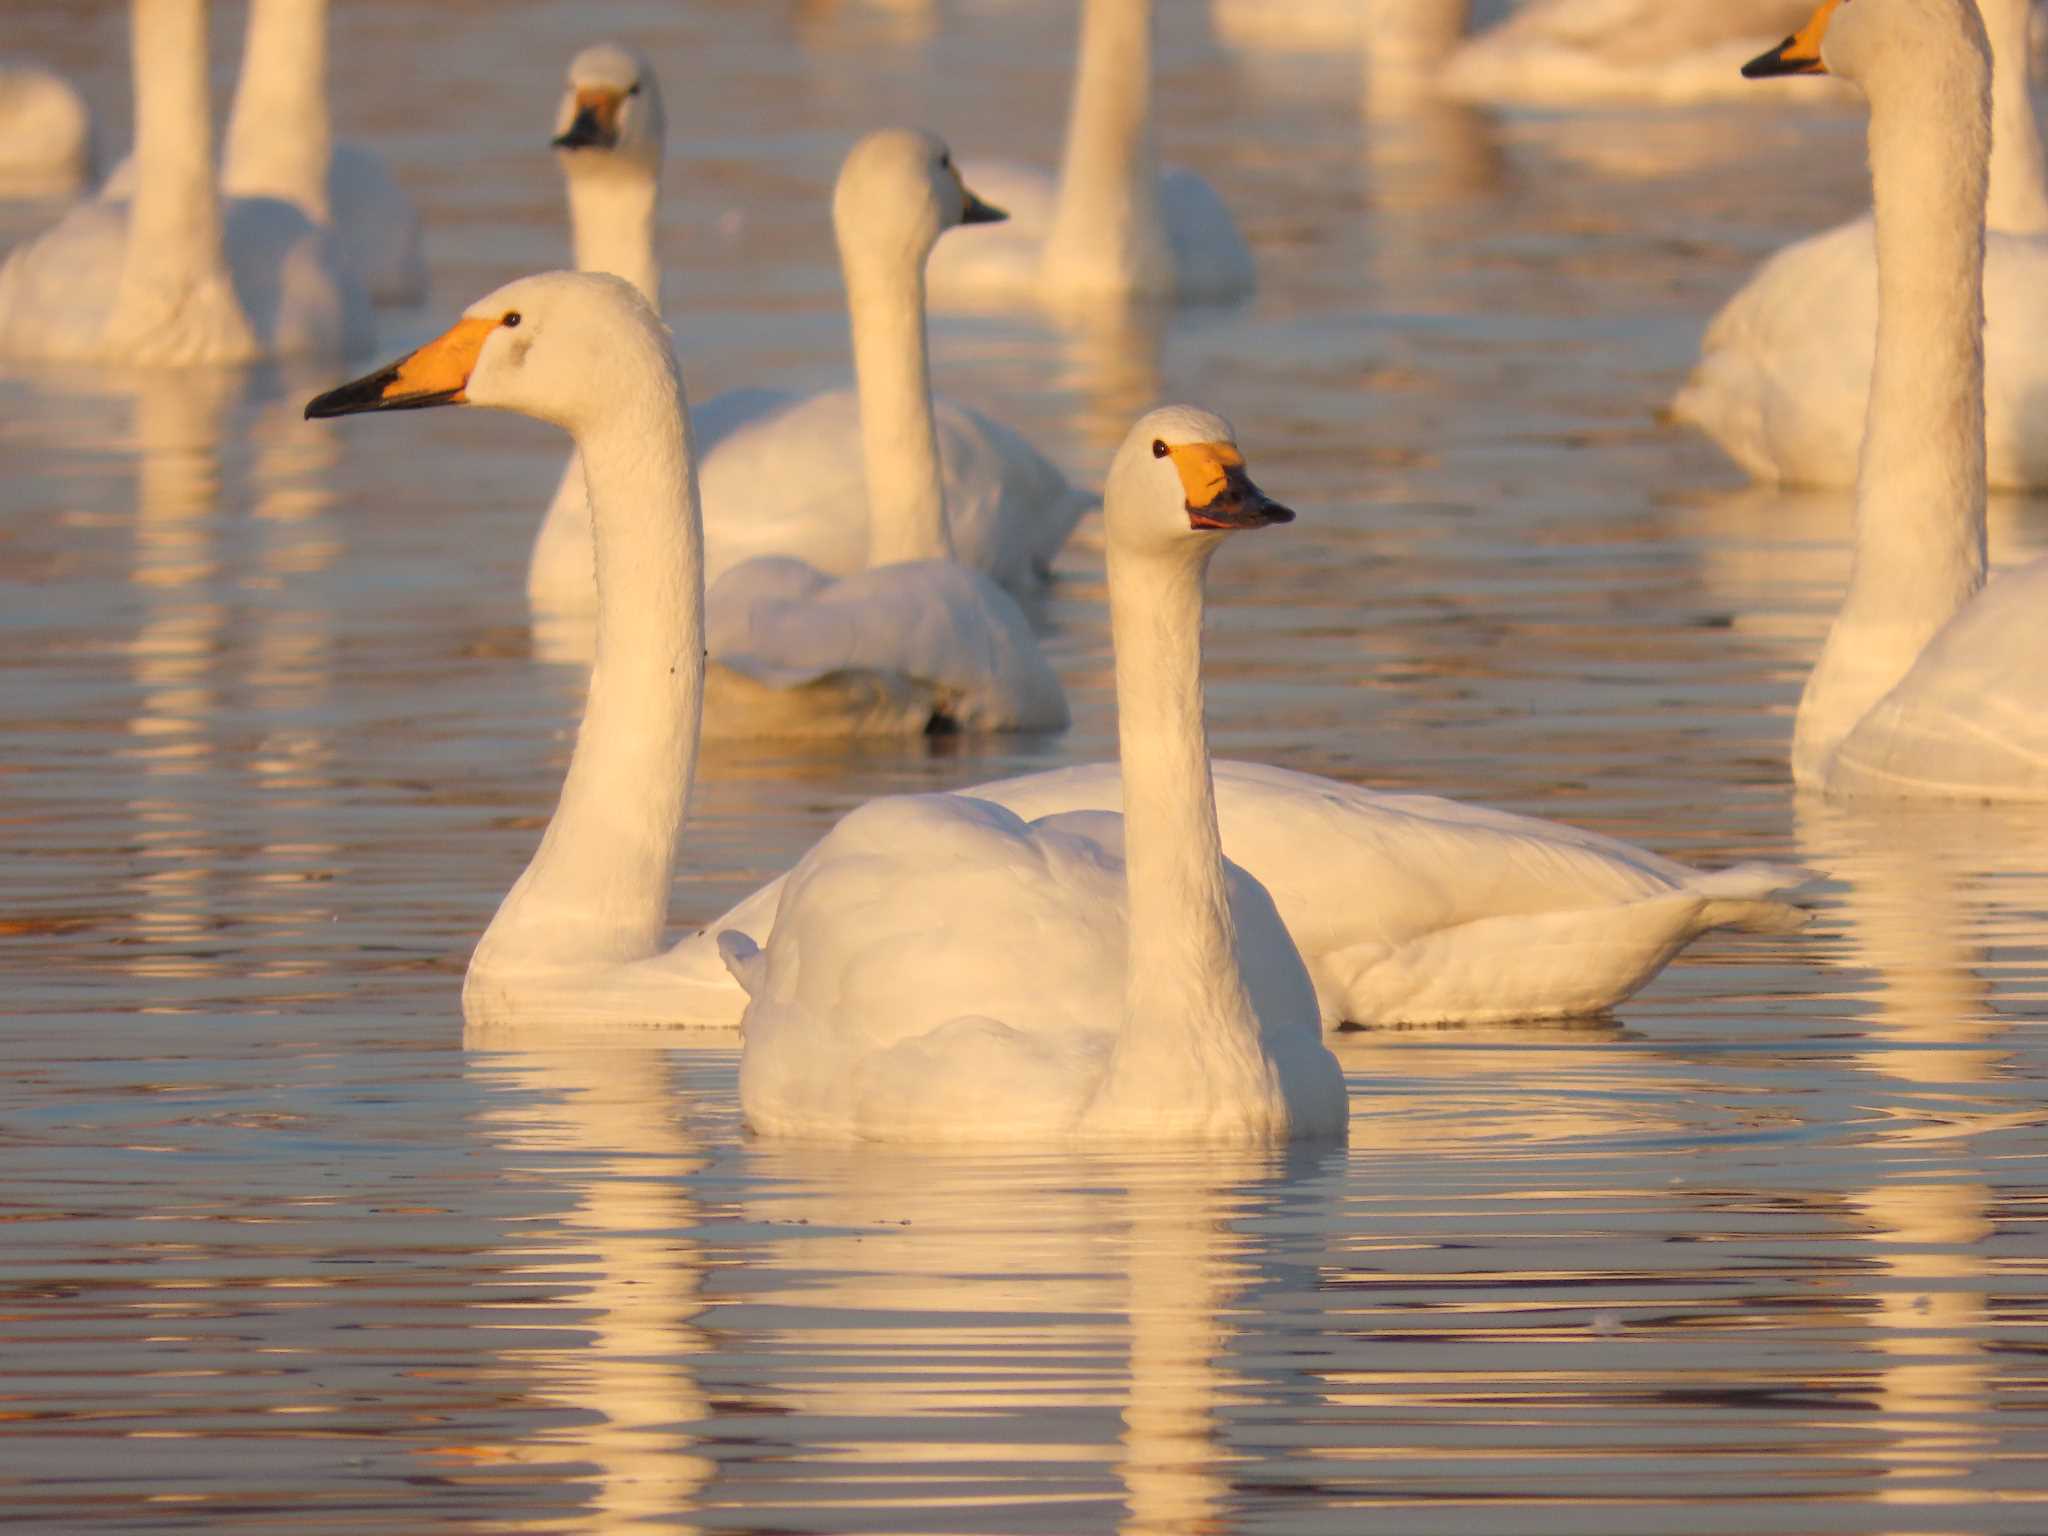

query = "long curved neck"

[
  {"left": 566, "top": 160, "right": 662, "bottom": 306},
  {"left": 1042, "top": 0, "right": 1173, "bottom": 293},
  {"left": 1981, "top": 0, "right": 2048, "bottom": 232},
  {"left": 1097, "top": 537, "right": 1267, "bottom": 1106},
  {"left": 473, "top": 368, "right": 704, "bottom": 974},
  {"left": 222, "top": 0, "right": 332, "bottom": 222},
  {"left": 840, "top": 229, "right": 951, "bottom": 565},
  {"left": 1795, "top": 47, "right": 1991, "bottom": 783}
]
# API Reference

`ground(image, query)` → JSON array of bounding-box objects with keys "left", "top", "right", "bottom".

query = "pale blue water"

[{"left": 4, "top": 2, "right": 2047, "bottom": 1531}]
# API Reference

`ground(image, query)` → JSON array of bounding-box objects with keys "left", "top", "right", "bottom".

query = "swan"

[
  {"left": 1673, "top": 0, "right": 2048, "bottom": 490},
  {"left": 727, "top": 406, "right": 1347, "bottom": 1145},
  {"left": 1736, "top": 0, "right": 2048, "bottom": 797},
  {"left": 0, "top": 0, "right": 369, "bottom": 364},
  {"left": 526, "top": 71, "right": 1084, "bottom": 623},
  {"left": 0, "top": 62, "right": 94, "bottom": 197},
  {"left": 1438, "top": 0, "right": 1828, "bottom": 105},
  {"left": 922, "top": 0, "right": 1256, "bottom": 306},
  {"left": 697, "top": 129, "right": 1069, "bottom": 737}
]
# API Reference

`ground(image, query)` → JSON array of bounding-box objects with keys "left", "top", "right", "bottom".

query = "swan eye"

[
  {"left": 939, "top": 152, "right": 952, "bottom": 170},
  {"left": 1151, "top": 439, "right": 1168, "bottom": 458},
  {"left": 502, "top": 312, "right": 522, "bottom": 329},
  {"left": 626, "top": 81, "right": 642, "bottom": 97}
]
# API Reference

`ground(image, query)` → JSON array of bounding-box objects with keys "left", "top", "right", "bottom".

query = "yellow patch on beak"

[
  {"left": 574, "top": 87, "right": 624, "bottom": 136},
  {"left": 1166, "top": 441, "right": 1247, "bottom": 511},
  {"left": 1165, "top": 441, "right": 1296, "bottom": 531},
  {"left": 1742, "top": 0, "right": 1843, "bottom": 77},
  {"left": 385, "top": 315, "right": 499, "bottom": 405}
]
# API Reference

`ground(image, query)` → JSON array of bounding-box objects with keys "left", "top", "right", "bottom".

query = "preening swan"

[
  {"left": 1674, "top": 0, "right": 2048, "bottom": 489},
  {"left": 0, "top": 0, "right": 369, "bottom": 364},
  {"left": 0, "top": 62, "right": 94, "bottom": 197},
  {"left": 1743, "top": 0, "right": 2048, "bottom": 797},
  {"left": 700, "top": 129, "right": 1069, "bottom": 736},
  {"left": 728, "top": 407, "right": 1347, "bottom": 1145},
  {"left": 305, "top": 271, "right": 738, "bottom": 1031},
  {"left": 924, "top": 0, "right": 1255, "bottom": 306}
]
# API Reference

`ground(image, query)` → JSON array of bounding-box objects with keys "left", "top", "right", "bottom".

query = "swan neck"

[
  {"left": 1798, "top": 53, "right": 1991, "bottom": 781},
  {"left": 1104, "top": 539, "right": 1260, "bottom": 1063},
  {"left": 840, "top": 229, "right": 950, "bottom": 566},
  {"left": 1983, "top": 0, "right": 2048, "bottom": 232},
  {"left": 474, "top": 374, "right": 704, "bottom": 975},
  {"left": 222, "top": 0, "right": 333, "bottom": 222},
  {"left": 565, "top": 161, "right": 662, "bottom": 306},
  {"left": 125, "top": 0, "right": 230, "bottom": 293},
  {"left": 1044, "top": 0, "right": 1172, "bottom": 290}
]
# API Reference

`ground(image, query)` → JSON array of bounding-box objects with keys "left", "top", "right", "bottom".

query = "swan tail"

[{"left": 1684, "top": 862, "right": 1820, "bottom": 935}]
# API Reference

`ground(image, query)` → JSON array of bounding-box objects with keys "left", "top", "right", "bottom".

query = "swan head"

[
  {"left": 831, "top": 128, "right": 1005, "bottom": 271},
  {"left": 552, "top": 42, "right": 665, "bottom": 173},
  {"left": 1744, "top": 0, "right": 1990, "bottom": 90},
  {"left": 303, "top": 271, "right": 677, "bottom": 436},
  {"left": 1106, "top": 406, "right": 1295, "bottom": 558}
]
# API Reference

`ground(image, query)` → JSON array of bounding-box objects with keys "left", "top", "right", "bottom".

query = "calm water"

[{"left": 5, "top": 2, "right": 2048, "bottom": 1531}]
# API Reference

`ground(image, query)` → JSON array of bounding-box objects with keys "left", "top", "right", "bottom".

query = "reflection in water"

[
  {"left": 1042, "top": 292, "right": 1170, "bottom": 459},
  {"left": 467, "top": 1045, "right": 713, "bottom": 1531}
]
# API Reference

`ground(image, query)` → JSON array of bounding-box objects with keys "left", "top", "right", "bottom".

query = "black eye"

[
  {"left": 626, "top": 81, "right": 642, "bottom": 97},
  {"left": 939, "top": 152, "right": 952, "bottom": 169},
  {"left": 1151, "top": 439, "right": 1168, "bottom": 458},
  {"left": 502, "top": 312, "right": 522, "bottom": 328}
]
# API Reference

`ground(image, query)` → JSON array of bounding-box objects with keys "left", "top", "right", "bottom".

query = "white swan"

[
  {"left": 1438, "top": 0, "right": 1827, "bottom": 105},
  {"left": 0, "top": 61, "right": 94, "bottom": 198},
  {"left": 923, "top": 0, "right": 1255, "bottom": 306},
  {"left": 525, "top": 71, "right": 1084, "bottom": 623},
  {"left": 698, "top": 129, "right": 1069, "bottom": 737},
  {"left": 0, "top": 0, "right": 369, "bottom": 364},
  {"left": 304, "top": 271, "right": 741, "bottom": 1031},
  {"left": 728, "top": 407, "right": 1346, "bottom": 1145},
  {"left": 1674, "top": 0, "right": 2048, "bottom": 490},
  {"left": 1739, "top": 0, "right": 2048, "bottom": 797}
]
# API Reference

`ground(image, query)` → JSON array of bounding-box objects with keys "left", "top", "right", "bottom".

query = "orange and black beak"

[
  {"left": 1743, "top": 0, "right": 1841, "bottom": 78},
  {"left": 305, "top": 314, "right": 500, "bottom": 419},
  {"left": 1168, "top": 442, "right": 1295, "bottom": 531},
  {"left": 961, "top": 185, "right": 1007, "bottom": 225},
  {"left": 553, "top": 87, "right": 626, "bottom": 150}
]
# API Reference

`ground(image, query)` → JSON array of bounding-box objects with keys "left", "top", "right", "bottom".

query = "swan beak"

[
  {"left": 1172, "top": 442, "right": 1296, "bottom": 531},
  {"left": 1742, "top": 0, "right": 1840, "bottom": 77},
  {"left": 304, "top": 315, "right": 499, "bottom": 419},
  {"left": 553, "top": 87, "right": 623, "bottom": 150},
  {"left": 960, "top": 185, "right": 1007, "bottom": 226}
]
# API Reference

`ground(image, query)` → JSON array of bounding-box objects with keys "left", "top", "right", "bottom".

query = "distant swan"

[
  {"left": 0, "top": 61, "right": 94, "bottom": 197},
  {"left": 1673, "top": 0, "right": 2048, "bottom": 489},
  {"left": 925, "top": 0, "right": 1255, "bottom": 306},
  {"left": 1741, "top": 0, "right": 2048, "bottom": 797},
  {"left": 0, "top": 0, "right": 369, "bottom": 364},
  {"left": 728, "top": 406, "right": 1347, "bottom": 1145}
]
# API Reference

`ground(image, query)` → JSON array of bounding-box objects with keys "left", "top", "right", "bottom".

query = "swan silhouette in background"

[
  {"left": 925, "top": 0, "right": 1255, "bottom": 306},
  {"left": 0, "top": 61, "right": 94, "bottom": 197},
  {"left": 1740, "top": 0, "right": 2048, "bottom": 797},
  {"left": 1674, "top": 0, "right": 2048, "bottom": 490},
  {"left": 0, "top": 0, "right": 370, "bottom": 363},
  {"left": 727, "top": 406, "right": 1347, "bottom": 1144}
]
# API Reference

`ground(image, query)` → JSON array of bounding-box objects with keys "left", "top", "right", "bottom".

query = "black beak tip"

[
  {"left": 552, "top": 110, "right": 610, "bottom": 151},
  {"left": 1262, "top": 501, "right": 1297, "bottom": 526},
  {"left": 961, "top": 193, "right": 1008, "bottom": 226},
  {"left": 1741, "top": 38, "right": 1805, "bottom": 78}
]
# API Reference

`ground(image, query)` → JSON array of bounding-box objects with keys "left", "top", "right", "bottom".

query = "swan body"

[
  {"left": 0, "top": 0, "right": 369, "bottom": 364},
  {"left": 731, "top": 408, "right": 1346, "bottom": 1145},
  {"left": 697, "top": 129, "right": 1070, "bottom": 737},
  {"left": 1743, "top": 0, "right": 2048, "bottom": 797},
  {"left": 924, "top": 0, "right": 1255, "bottom": 305},
  {"left": 1674, "top": 0, "right": 2048, "bottom": 489},
  {"left": 525, "top": 56, "right": 1083, "bottom": 619},
  {"left": 0, "top": 62, "right": 94, "bottom": 197},
  {"left": 1440, "top": 0, "right": 1824, "bottom": 105}
]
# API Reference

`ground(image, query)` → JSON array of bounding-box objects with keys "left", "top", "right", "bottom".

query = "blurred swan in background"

[
  {"left": 1735, "top": 0, "right": 2048, "bottom": 797},
  {"left": 726, "top": 407, "right": 1347, "bottom": 1144},
  {"left": 1674, "top": 0, "right": 2048, "bottom": 490},
  {"left": 926, "top": 0, "right": 1255, "bottom": 306},
  {"left": 0, "top": 0, "right": 369, "bottom": 364},
  {"left": 0, "top": 61, "right": 94, "bottom": 198}
]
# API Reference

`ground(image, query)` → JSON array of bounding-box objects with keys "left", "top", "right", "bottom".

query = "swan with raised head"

[
  {"left": 528, "top": 88, "right": 1084, "bottom": 623},
  {"left": 0, "top": 0, "right": 368, "bottom": 363},
  {"left": 924, "top": 0, "right": 1255, "bottom": 306},
  {"left": 1736, "top": 0, "right": 2048, "bottom": 797},
  {"left": 0, "top": 62, "right": 94, "bottom": 197},
  {"left": 728, "top": 407, "right": 1345, "bottom": 1145},
  {"left": 1674, "top": 0, "right": 2048, "bottom": 489},
  {"left": 699, "top": 129, "right": 1069, "bottom": 736}
]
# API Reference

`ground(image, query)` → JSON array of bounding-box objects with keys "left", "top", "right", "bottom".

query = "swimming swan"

[
  {"left": 526, "top": 68, "right": 1084, "bottom": 622},
  {"left": 1673, "top": 0, "right": 2048, "bottom": 489},
  {"left": 728, "top": 406, "right": 1347, "bottom": 1145},
  {"left": 0, "top": 0, "right": 368, "bottom": 364},
  {"left": 698, "top": 129, "right": 1069, "bottom": 736},
  {"left": 1741, "top": 0, "right": 2048, "bottom": 797},
  {"left": 924, "top": 0, "right": 1256, "bottom": 306}
]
